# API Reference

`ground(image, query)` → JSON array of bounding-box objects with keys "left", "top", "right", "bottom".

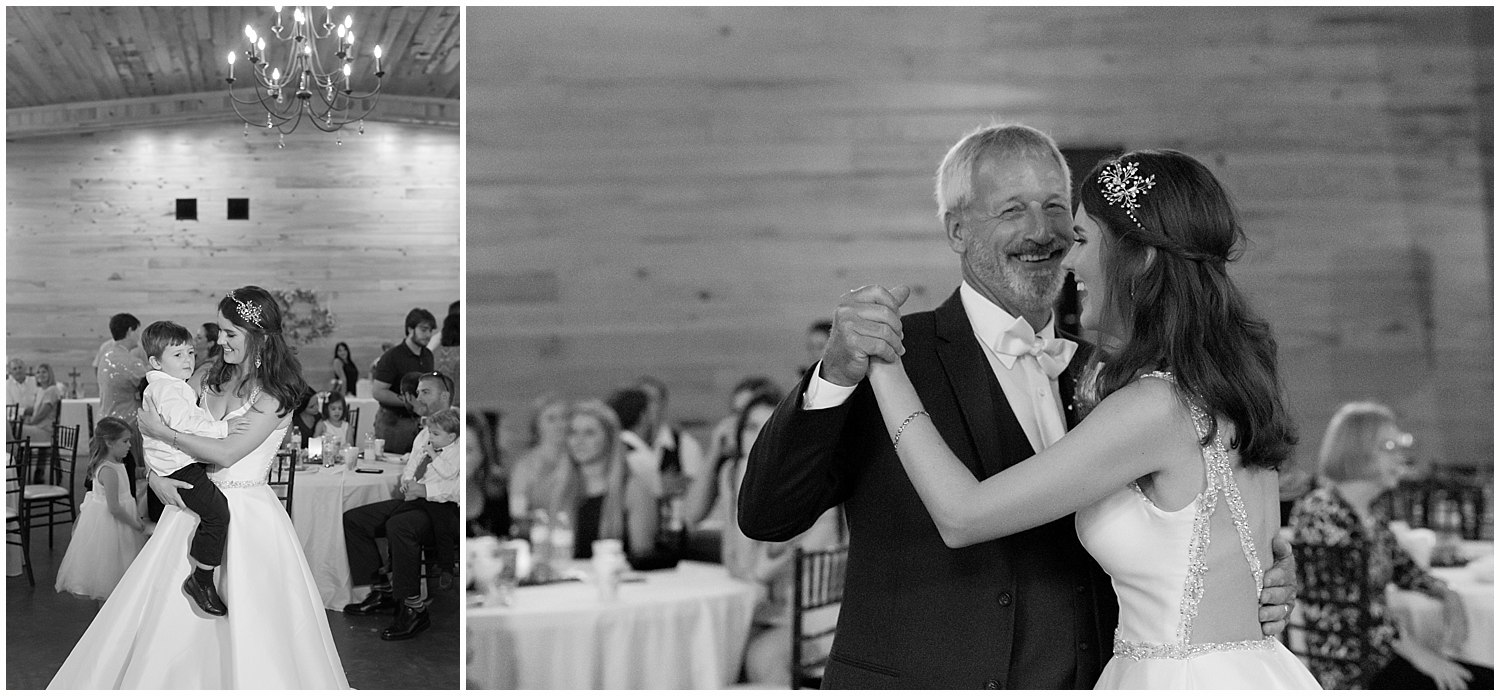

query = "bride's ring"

[{"left": 1281, "top": 604, "right": 1291, "bottom": 619}]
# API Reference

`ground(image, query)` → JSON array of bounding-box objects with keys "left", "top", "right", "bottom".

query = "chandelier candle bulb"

[
  {"left": 373, "top": 44, "right": 382, "bottom": 74},
  {"left": 227, "top": 51, "right": 235, "bottom": 80}
]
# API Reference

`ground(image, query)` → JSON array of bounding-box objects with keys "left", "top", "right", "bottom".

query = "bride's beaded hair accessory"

[
  {"left": 1097, "top": 159, "right": 1156, "bottom": 229},
  {"left": 227, "top": 290, "right": 264, "bottom": 328}
]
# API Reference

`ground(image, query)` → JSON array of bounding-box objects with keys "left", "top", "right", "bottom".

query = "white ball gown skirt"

[{"left": 47, "top": 477, "right": 349, "bottom": 688}]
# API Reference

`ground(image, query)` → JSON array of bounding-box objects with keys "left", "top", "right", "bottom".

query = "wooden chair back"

[
  {"left": 791, "top": 544, "right": 848, "bottom": 689},
  {"left": 267, "top": 449, "right": 297, "bottom": 520}
]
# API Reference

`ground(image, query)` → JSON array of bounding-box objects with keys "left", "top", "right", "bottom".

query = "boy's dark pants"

[{"left": 166, "top": 463, "right": 229, "bottom": 567}]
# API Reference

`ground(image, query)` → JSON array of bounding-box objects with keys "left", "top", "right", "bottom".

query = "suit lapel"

[{"left": 931, "top": 290, "right": 1032, "bottom": 479}]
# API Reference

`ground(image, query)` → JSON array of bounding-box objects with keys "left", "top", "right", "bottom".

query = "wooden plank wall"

[
  {"left": 469, "top": 7, "right": 1492, "bottom": 466},
  {"left": 7, "top": 120, "right": 460, "bottom": 397}
]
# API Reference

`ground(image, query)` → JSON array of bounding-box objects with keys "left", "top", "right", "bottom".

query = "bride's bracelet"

[{"left": 892, "top": 410, "right": 929, "bottom": 448}]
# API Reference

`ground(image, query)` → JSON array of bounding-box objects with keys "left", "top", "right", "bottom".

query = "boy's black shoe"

[{"left": 182, "top": 573, "right": 228, "bottom": 617}]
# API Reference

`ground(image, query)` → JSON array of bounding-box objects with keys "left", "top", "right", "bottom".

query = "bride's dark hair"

[
  {"left": 1078, "top": 149, "right": 1296, "bottom": 470},
  {"left": 204, "top": 285, "right": 309, "bottom": 418}
]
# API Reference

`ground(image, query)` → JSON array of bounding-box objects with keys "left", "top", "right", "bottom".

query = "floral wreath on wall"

[{"left": 274, "top": 288, "right": 337, "bottom": 345}]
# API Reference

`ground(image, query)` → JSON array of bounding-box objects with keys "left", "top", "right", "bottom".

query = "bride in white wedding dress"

[
  {"left": 864, "top": 151, "right": 1318, "bottom": 688},
  {"left": 48, "top": 286, "right": 348, "bottom": 689}
]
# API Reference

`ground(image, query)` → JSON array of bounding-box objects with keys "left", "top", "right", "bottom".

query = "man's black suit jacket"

[{"left": 740, "top": 288, "right": 1117, "bottom": 689}]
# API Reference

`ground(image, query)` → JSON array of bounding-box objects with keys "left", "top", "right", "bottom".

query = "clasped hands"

[{"left": 819, "top": 284, "right": 914, "bottom": 388}]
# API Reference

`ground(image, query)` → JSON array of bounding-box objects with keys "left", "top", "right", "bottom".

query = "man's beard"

[{"left": 965, "top": 244, "right": 1066, "bottom": 320}]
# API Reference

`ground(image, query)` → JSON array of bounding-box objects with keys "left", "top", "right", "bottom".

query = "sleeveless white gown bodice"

[
  {"left": 48, "top": 393, "right": 349, "bottom": 689},
  {"left": 1075, "top": 372, "right": 1319, "bottom": 689}
]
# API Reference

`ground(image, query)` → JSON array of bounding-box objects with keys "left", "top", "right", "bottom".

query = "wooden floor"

[{"left": 6, "top": 518, "right": 460, "bottom": 690}]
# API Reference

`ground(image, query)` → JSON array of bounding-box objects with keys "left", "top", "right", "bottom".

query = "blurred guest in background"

[
  {"left": 434, "top": 308, "right": 460, "bottom": 394},
  {"left": 722, "top": 390, "right": 844, "bottom": 683},
  {"left": 508, "top": 393, "right": 570, "bottom": 525},
  {"left": 371, "top": 308, "right": 435, "bottom": 455},
  {"left": 634, "top": 377, "right": 705, "bottom": 546},
  {"left": 191, "top": 323, "right": 221, "bottom": 383},
  {"left": 467, "top": 408, "right": 510, "bottom": 538},
  {"left": 20, "top": 363, "right": 64, "bottom": 482},
  {"left": 566, "top": 398, "right": 631, "bottom": 559},
  {"left": 313, "top": 391, "right": 352, "bottom": 447},
  {"left": 1290, "top": 402, "right": 1486, "bottom": 689},
  {"left": 686, "top": 375, "right": 780, "bottom": 556},
  {"left": 331, "top": 341, "right": 359, "bottom": 396},
  {"left": 7, "top": 357, "right": 38, "bottom": 412},
  {"left": 798, "top": 319, "right": 833, "bottom": 377},
  {"left": 21, "top": 363, "right": 63, "bottom": 441},
  {"left": 607, "top": 387, "right": 678, "bottom": 562},
  {"left": 289, "top": 390, "right": 322, "bottom": 450}
]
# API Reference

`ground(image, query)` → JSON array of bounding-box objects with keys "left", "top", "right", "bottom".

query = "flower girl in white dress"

[{"left": 53, "top": 417, "right": 146, "bottom": 601}]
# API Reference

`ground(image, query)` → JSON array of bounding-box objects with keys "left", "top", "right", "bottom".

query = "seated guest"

[
  {"left": 633, "top": 377, "right": 706, "bottom": 518},
  {"left": 467, "top": 408, "right": 511, "bottom": 538},
  {"left": 313, "top": 391, "right": 352, "bottom": 447},
  {"left": 21, "top": 363, "right": 65, "bottom": 481},
  {"left": 538, "top": 399, "right": 628, "bottom": 559},
  {"left": 721, "top": 391, "right": 843, "bottom": 684},
  {"left": 289, "top": 391, "right": 322, "bottom": 450},
  {"left": 342, "top": 372, "right": 457, "bottom": 641},
  {"left": 21, "top": 363, "right": 63, "bottom": 440},
  {"left": 1289, "top": 402, "right": 1488, "bottom": 689},
  {"left": 507, "top": 393, "right": 570, "bottom": 524},
  {"left": 604, "top": 387, "right": 679, "bottom": 562},
  {"left": 7, "top": 357, "right": 38, "bottom": 413},
  {"left": 688, "top": 375, "right": 780, "bottom": 530}
]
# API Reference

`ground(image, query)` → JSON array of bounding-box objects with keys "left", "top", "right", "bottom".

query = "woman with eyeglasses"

[{"left": 1289, "top": 401, "right": 1486, "bottom": 689}]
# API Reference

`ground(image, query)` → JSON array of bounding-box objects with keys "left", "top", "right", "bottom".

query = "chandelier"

[{"left": 226, "top": 6, "right": 387, "bottom": 145}]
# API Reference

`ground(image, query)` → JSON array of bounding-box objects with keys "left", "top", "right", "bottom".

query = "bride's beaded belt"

[
  {"left": 1113, "top": 635, "right": 1278, "bottom": 661},
  {"left": 210, "top": 479, "right": 269, "bottom": 489}
]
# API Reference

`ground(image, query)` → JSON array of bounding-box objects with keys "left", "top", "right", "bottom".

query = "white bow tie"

[{"left": 991, "top": 319, "right": 1078, "bottom": 379}]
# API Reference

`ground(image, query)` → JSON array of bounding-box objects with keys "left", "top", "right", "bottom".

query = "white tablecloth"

[
  {"left": 291, "top": 457, "right": 403, "bottom": 610},
  {"left": 467, "top": 560, "right": 759, "bottom": 689},
  {"left": 1389, "top": 540, "right": 1494, "bottom": 668}
]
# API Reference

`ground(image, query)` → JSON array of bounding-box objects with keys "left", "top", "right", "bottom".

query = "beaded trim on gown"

[
  {"left": 1076, "top": 372, "right": 1319, "bottom": 689},
  {"left": 48, "top": 393, "right": 349, "bottom": 689}
]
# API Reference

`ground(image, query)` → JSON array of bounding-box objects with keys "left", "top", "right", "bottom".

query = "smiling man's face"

[{"left": 947, "top": 153, "right": 1073, "bottom": 324}]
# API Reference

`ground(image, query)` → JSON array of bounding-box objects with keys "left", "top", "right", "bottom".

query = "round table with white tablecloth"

[
  {"left": 1388, "top": 540, "right": 1494, "bottom": 669},
  {"left": 467, "top": 560, "right": 759, "bottom": 689},
  {"left": 290, "top": 455, "right": 404, "bottom": 610}
]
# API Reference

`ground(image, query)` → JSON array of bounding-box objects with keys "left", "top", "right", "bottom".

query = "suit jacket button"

[
  {"left": 984, "top": 679, "right": 1001, "bottom": 689},
  {"left": 996, "top": 592, "right": 1012, "bottom": 607}
]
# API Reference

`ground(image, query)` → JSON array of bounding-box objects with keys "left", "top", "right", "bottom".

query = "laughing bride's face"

[
  {"left": 216, "top": 311, "right": 249, "bottom": 365},
  {"left": 1065, "top": 206, "right": 1108, "bottom": 334}
]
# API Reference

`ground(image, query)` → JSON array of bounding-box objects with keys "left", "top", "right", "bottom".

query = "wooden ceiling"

[{"left": 6, "top": 6, "right": 459, "bottom": 109}]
